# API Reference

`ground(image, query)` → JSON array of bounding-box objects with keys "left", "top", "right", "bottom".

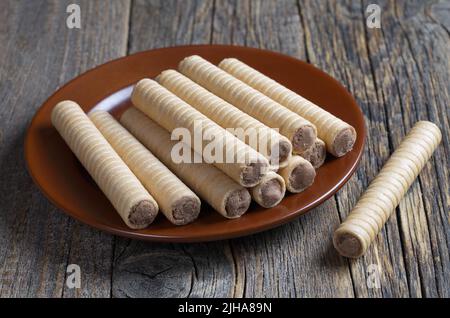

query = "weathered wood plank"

[
  {"left": 0, "top": 0, "right": 130, "bottom": 297},
  {"left": 300, "top": 0, "right": 449, "bottom": 297}
]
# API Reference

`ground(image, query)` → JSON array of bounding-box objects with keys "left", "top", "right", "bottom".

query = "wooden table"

[{"left": 0, "top": 0, "right": 448, "bottom": 298}]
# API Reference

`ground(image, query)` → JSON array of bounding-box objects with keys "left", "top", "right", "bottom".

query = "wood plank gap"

[
  {"left": 125, "top": 0, "right": 133, "bottom": 55},
  {"left": 296, "top": 0, "right": 310, "bottom": 63},
  {"left": 209, "top": 0, "right": 216, "bottom": 44}
]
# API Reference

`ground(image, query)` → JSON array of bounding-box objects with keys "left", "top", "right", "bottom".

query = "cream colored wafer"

[
  {"left": 51, "top": 101, "right": 158, "bottom": 229},
  {"left": 297, "top": 138, "right": 327, "bottom": 169},
  {"left": 250, "top": 171, "right": 286, "bottom": 208},
  {"left": 333, "top": 121, "right": 442, "bottom": 258},
  {"left": 219, "top": 58, "right": 356, "bottom": 157},
  {"left": 131, "top": 78, "right": 269, "bottom": 187},
  {"left": 89, "top": 111, "right": 201, "bottom": 225},
  {"left": 121, "top": 108, "right": 252, "bottom": 218},
  {"left": 156, "top": 69, "right": 292, "bottom": 169},
  {"left": 278, "top": 155, "right": 316, "bottom": 193},
  {"left": 178, "top": 55, "right": 317, "bottom": 153}
]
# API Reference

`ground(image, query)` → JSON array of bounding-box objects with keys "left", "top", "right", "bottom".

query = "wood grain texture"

[
  {"left": 0, "top": 0, "right": 448, "bottom": 298},
  {"left": 0, "top": 0, "right": 130, "bottom": 297}
]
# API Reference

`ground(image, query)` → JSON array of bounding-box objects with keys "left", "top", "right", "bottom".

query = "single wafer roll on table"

[
  {"left": 89, "top": 111, "right": 201, "bottom": 225},
  {"left": 297, "top": 138, "right": 327, "bottom": 169},
  {"left": 178, "top": 55, "right": 317, "bottom": 153},
  {"left": 156, "top": 69, "right": 292, "bottom": 169},
  {"left": 51, "top": 101, "right": 158, "bottom": 229},
  {"left": 250, "top": 171, "right": 286, "bottom": 208},
  {"left": 219, "top": 58, "right": 356, "bottom": 157},
  {"left": 131, "top": 78, "right": 269, "bottom": 187},
  {"left": 333, "top": 121, "right": 442, "bottom": 258},
  {"left": 278, "top": 155, "right": 316, "bottom": 193},
  {"left": 121, "top": 108, "right": 252, "bottom": 218}
]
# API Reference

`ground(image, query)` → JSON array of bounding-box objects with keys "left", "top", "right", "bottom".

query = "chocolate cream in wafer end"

[
  {"left": 251, "top": 171, "right": 286, "bottom": 208},
  {"left": 333, "top": 121, "right": 442, "bottom": 258},
  {"left": 278, "top": 155, "right": 316, "bottom": 193},
  {"left": 51, "top": 101, "right": 158, "bottom": 229},
  {"left": 89, "top": 111, "right": 201, "bottom": 225},
  {"left": 296, "top": 138, "right": 327, "bottom": 169},
  {"left": 218, "top": 57, "right": 356, "bottom": 157},
  {"left": 120, "top": 107, "right": 252, "bottom": 219},
  {"left": 130, "top": 78, "right": 269, "bottom": 187},
  {"left": 178, "top": 55, "right": 317, "bottom": 153}
]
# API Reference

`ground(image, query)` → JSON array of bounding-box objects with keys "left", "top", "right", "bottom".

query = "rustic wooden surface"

[{"left": 0, "top": 0, "right": 448, "bottom": 298}]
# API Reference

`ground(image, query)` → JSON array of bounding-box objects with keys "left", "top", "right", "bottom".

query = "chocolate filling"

[
  {"left": 241, "top": 161, "right": 266, "bottom": 187},
  {"left": 271, "top": 140, "right": 291, "bottom": 166},
  {"left": 292, "top": 125, "right": 316, "bottom": 153},
  {"left": 309, "top": 141, "right": 327, "bottom": 169},
  {"left": 129, "top": 200, "right": 158, "bottom": 228},
  {"left": 172, "top": 196, "right": 201, "bottom": 225},
  {"left": 260, "top": 179, "right": 284, "bottom": 207},
  {"left": 289, "top": 162, "right": 316, "bottom": 192},
  {"left": 332, "top": 127, "right": 356, "bottom": 157},
  {"left": 334, "top": 232, "right": 363, "bottom": 258},
  {"left": 225, "top": 189, "right": 251, "bottom": 218}
]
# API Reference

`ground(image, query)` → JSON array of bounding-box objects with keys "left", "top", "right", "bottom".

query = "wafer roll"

[
  {"left": 178, "top": 55, "right": 316, "bottom": 153},
  {"left": 219, "top": 58, "right": 356, "bottom": 157},
  {"left": 156, "top": 69, "right": 292, "bottom": 169},
  {"left": 279, "top": 155, "right": 316, "bottom": 193},
  {"left": 334, "top": 121, "right": 442, "bottom": 258},
  {"left": 51, "top": 101, "right": 158, "bottom": 229},
  {"left": 131, "top": 78, "right": 269, "bottom": 187},
  {"left": 251, "top": 171, "right": 286, "bottom": 208},
  {"left": 89, "top": 111, "right": 201, "bottom": 225},
  {"left": 121, "top": 108, "right": 251, "bottom": 218},
  {"left": 297, "top": 138, "right": 327, "bottom": 169}
]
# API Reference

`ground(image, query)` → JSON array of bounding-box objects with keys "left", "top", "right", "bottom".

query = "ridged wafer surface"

[
  {"left": 121, "top": 108, "right": 251, "bottom": 218},
  {"left": 89, "top": 111, "right": 200, "bottom": 225},
  {"left": 51, "top": 101, "right": 158, "bottom": 229},
  {"left": 219, "top": 58, "right": 356, "bottom": 157},
  {"left": 178, "top": 55, "right": 316, "bottom": 152},
  {"left": 131, "top": 78, "right": 269, "bottom": 187},
  {"left": 251, "top": 171, "right": 286, "bottom": 208},
  {"left": 333, "top": 121, "right": 442, "bottom": 258},
  {"left": 156, "top": 69, "right": 292, "bottom": 169}
]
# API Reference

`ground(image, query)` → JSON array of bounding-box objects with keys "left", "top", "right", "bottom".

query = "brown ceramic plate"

[{"left": 24, "top": 45, "right": 365, "bottom": 242}]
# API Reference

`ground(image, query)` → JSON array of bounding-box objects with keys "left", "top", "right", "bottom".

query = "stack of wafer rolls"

[
  {"left": 51, "top": 101, "right": 158, "bottom": 229},
  {"left": 279, "top": 155, "right": 316, "bottom": 193},
  {"left": 156, "top": 69, "right": 293, "bottom": 169},
  {"left": 120, "top": 108, "right": 252, "bottom": 218},
  {"left": 89, "top": 111, "right": 201, "bottom": 225},
  {"left": 178, "top": 55, "right": 317, "bottom": 153},
  {"left": 219, "top": 58, "right": 356, "bottom": 157},
  {"left": 334, "top": 121, "right": 442, "bottom": 258},
  {"left": 131, "top": 78, "right": 269, "bottom": 187}
]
